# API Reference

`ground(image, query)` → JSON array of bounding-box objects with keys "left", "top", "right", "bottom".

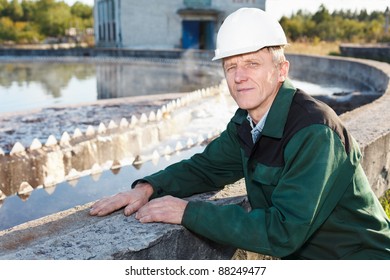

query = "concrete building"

[{"left": 94, "top": 0, "right": 266, "bottom": 49}]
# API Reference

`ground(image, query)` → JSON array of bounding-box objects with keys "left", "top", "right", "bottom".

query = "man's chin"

[{"left": 237, "top": 104, "right": 254, "bottom": 111}]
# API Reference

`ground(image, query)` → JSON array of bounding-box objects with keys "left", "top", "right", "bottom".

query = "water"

[{"left": 0, "top": 58, "right": 223, "bottom": 114}]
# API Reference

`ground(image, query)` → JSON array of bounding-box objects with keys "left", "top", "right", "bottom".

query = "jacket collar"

[{"left": 232, "top": 79, "right": 297, "bottom": 139}]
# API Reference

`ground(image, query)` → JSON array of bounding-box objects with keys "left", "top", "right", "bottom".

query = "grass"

[
  {"left": 284, "top": 41, "right": 341, "bottom": 56},
  {"left": 379, "top": 189, "right": 390, "bottom": 219}
]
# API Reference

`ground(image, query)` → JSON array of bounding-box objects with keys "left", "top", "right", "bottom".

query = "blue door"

[
  {"left": 182, "top": 21, "right": 200, "bottom": 49},
  {"left": 182, "top": 20, "right": 215, "bottom": 50}
]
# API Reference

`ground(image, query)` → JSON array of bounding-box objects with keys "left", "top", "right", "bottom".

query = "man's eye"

[{"left": 225, "top": 65, "right": 236, "bottom": 72}]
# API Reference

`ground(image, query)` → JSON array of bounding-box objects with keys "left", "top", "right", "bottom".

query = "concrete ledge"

[
  {"left": 0, "top": 192, "right": 247, "bottom": 260},
  {"left": 0, "top": 54, "right": 389, "bottom": 259}
]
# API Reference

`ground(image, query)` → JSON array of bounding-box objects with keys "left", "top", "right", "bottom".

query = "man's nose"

[{"left": 234, "top": 66, "right": 248, "bottom": 83}]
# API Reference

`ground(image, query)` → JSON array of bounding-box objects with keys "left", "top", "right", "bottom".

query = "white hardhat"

[{"left": 212, "top": 8, "right": 287, "bottom": 61}]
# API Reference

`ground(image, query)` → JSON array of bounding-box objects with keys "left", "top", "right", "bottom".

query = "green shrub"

[{"left": 379, "top": 189, "right": 390, "bottom": 219}]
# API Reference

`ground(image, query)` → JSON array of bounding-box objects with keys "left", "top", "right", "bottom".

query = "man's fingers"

[
  {"left": 135, "top": 203, "right": 165, "bottom": 222},
  {"left": 89, "top": 184, "right": 153, "bottom": 217},
  {"left": 135, "top": 196, "right": 188, "bottom": 224},
  {"left": 123, "top": 198, "right": 144, "bottom": 216},
  {"left": 89, "top": 192, "right": 131, "bottom": 216},
  {"left": 90, "top": 201, "right": 120, "bottom": 216},
  {"left": 90, "top": 192, "right": 187, "bottom": 225}
]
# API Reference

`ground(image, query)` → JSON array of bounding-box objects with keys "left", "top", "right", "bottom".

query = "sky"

[
  {"left": 63, "top": 0, "right": 93, "bottom": 6},
  {"left": 63, "top": 0, "right": 390, "bottom": 18},
  {"left": 266, "top": 0, "right": 390, "bottom": 20}
]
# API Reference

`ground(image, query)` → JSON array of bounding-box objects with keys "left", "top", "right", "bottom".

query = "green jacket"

[{"left": 143, "top": 79, "right": 390, "bottom": 259}]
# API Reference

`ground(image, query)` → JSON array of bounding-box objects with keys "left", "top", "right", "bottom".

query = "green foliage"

[
  {"left": 379, "top": 189, "right": 390, "bottom": 219},
  {"left": 71, "top": 1, "right": 92, "bottom": 19},
  {"left": 35, "top": 2, "right": 72, "bottom": 36},
  {"left": 0, "top": 0, "right": 93, "bottom": 44},
  {"left": 0, "top": 16, "right": 17, "bottom": 40},
  {"left": 9, "top": 0, "right": 24, "bottom": 21},
  {"left": 279, "top": 5, "right": 389, "bottom": 43}
]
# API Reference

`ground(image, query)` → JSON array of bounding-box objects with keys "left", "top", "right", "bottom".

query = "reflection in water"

[
  {"left": 0, "top": 145, "right": 204, "bottom": 231},
  {"left": 0, "top": 62, "right": 95, "bottom": 93},
  {"left": 97, "top": 60, "right": 221, "bottom": 99},
  {"left": 0, "top": 59, "right": 223, "bottom": 114},
  {"left": 0, "top": 62, "right": 97, "bottom": 113}
]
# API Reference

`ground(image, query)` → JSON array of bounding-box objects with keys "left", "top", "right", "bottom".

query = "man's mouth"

[{"left": 236, "top": 87, "right": 253, "bottom": 93}]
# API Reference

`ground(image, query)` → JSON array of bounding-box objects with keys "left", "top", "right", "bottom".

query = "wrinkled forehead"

[{"left": 222, "top": 48, "right": 271, "bottom": 66}]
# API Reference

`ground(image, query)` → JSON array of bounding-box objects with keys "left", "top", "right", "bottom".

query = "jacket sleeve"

[
  {"left": 143, "top": 120, "right": 245, "bottom": 199},
  {"left": 182, "top": 125, "right": 361, "bottom": 257}
]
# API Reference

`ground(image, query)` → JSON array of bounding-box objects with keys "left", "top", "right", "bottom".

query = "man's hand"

[
  {"left": 135, "top": 195, "right": 188, "bottom": 225},
  {"left": 89, "top": 182, "right": 154, "bottom": 217}
]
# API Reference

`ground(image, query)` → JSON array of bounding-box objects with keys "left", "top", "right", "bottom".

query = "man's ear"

[{"left": 278, "top": 60, "right": 290, "bottom": 82}]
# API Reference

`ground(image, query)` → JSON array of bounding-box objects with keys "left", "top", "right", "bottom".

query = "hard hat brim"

[
  {"left": 212, "top": 43, "right": 287, "bottom": 61},
  {"left": 212, "top": 45, "right": 264, "bottom": 61}
]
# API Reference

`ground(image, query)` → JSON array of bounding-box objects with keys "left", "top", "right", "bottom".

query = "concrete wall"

[
  {"left": 119, "top": 0, "right": 183, "bottom": 49},
  {"left": 340, "top": 43, "right": 390, "bottom": 63},
  {"left": 0, "top": 53, "right": 389, "bottom": 259},
  {"left": 93, "top": 0, "right": 266, "bottom": 49}
]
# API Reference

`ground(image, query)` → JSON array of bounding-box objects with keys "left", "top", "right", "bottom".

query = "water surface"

[{"left": 0, "top": 58, "right": 223, "bottom": 114}]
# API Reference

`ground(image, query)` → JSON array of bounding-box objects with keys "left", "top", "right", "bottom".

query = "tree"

[
  {"left": 0, "top": 0, "right": 9, "bottom": 16},
  {"left": 9, "top": 0, "right": 23, "bottom": 21},
  {"left": 71, "top": 1, "right": 93, "bottom": 19},
  {"left": 21, "top": 0, "right": 36, "bottom": 22},
  {"left": 278, "top": 4, "right": 387, "bottom": 43},
  {"left": 312, "top": 4, "right": 331, "bottom": 24},
  {"left": 0, "top": 0, "right": 94, "bottom": 44},
  {"left": 280, "top": 15, "right": 305, "bottom": 41},
  {"left": 34, "top": 1, "right": 72, "bottom": 37},
  {"left": 0, "top": 17, "right": 16, "bottom": 41}
]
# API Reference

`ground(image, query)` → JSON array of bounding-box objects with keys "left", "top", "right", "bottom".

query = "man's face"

[{"left": 223, "top": 48, "right": 288, "bottom": 122}]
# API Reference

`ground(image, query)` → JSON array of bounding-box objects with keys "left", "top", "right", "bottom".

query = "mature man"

[{"left": 90, "top": 8, "right": 390, "bottom": 259}]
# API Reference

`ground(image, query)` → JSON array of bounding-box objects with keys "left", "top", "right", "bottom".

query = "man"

[{"left": 90, "top": 8, "right": 390, "bottom": 259}]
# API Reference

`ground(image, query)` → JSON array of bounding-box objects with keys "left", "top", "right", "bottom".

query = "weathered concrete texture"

[{"left": 0, "top": 192, "right": 247, "bottom": 260}]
